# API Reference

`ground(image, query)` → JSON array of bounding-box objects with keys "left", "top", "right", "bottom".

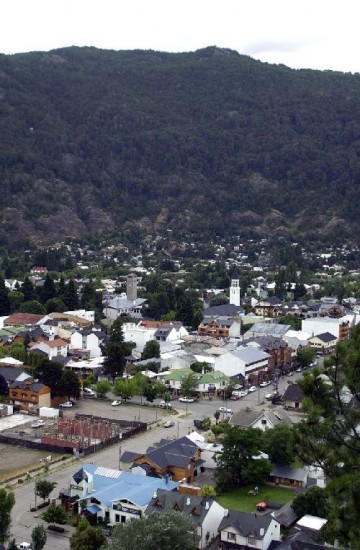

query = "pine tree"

[
  {"left": 0, "top": 278, "right": 10, "bottom": 316},
  {"left": 63, "top": 279, "right": 79, "bottom": 310},
  {"left": 21, "top": 276, "right": 36, "bottom": 302}
]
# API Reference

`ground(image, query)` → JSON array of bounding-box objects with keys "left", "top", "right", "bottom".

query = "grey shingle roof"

[
  {"left": 203, "top": 304, "right": 243, "bottom": 317},
  {"left": 313, "top": 332, "right": 337, "bottom": 343},
  {"left": 283, "top": 384, "right": 304, "bottom": 403},
  {"left": 219, "top": 509, "right": 275, "bottom": 538},
  {"left": 231, "top": 408, "right": 292, "bottom": 428},
  {"left": 145, "top": 436, "right": 199, "bottom": 469},
  {"left": 145, "top": 489, "right": 214, "bottom": 526},
  {"left": 270, "top": 464, "right": 308, "bottom": 482}
]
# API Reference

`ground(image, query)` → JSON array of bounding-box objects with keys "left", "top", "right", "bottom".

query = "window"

[
  {"left": 115, "top": 514, "right": 120, "bottom": 523},
  {"left": 227, "top": 532, "right": 236, "bottom": 541},
  {"left": 121, "top": 515, "right": 126, "bottom": 523},
  {"left": 248, "top": 535, "right": 257, "bottom": 545},
  {"left": 261, "top": 419, "right": 267, "bottom": 425}
]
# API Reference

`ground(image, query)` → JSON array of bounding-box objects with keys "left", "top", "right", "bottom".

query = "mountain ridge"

[{"left": 1, "top": 46, "right": 360, "bottom": 248}]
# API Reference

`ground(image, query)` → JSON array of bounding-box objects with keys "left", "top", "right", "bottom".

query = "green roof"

[{"left": 163, "top": 368, "right": 229, "bottom": 384}]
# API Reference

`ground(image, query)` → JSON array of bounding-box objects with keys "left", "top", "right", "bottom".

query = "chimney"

[
  {"left": 153, "top": 491, "right": 157, "bottom": 499},
  {"left": 205, "top": 501, "right": 209, "bottom": 510},
  {"left": 224, "top": 509, "right": 229, "bottom": 516},
  {"left": 260, "top": 528, "right": 265, "bottom": 537},
  {"left": 186, "top": 497, "right": 191, "bottom": 506}
]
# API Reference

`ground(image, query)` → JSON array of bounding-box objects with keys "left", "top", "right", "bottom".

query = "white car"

[
  {"left": 59, "top": 401, "right": 73, "bottom": 408},
  {"left": 31, "top": 420, "right": 45, "bottom": 428},
  {"left": 218, "top": 406, "right": 232, "bottom": 414},
  {"left": 259, "top": 381, "right": 270, "bottom": 387},
  {"left": 17, "top": 543, "right": 31, "bottom": 550},
  {"left": 83, "top": 388, "right": 96, "bottom": 396},
  {"left": 238, "top": 390, "right": 248, "bottom": 397},
  {"left": 159, "top": 401, "right": 172, "bottom": 408},
  {"left": 179, "top": 397, "right": 195, "bottom": 403},
  {"left": 111, "top": 400, "right": 122, "bottom": 406},
  {"left": 248, "top": 386, "right": 257, "bottom": 392}
]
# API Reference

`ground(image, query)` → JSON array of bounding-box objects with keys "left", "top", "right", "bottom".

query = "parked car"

[
  {"left": 287, "top": 371, "right": 294, "bottom": 376},
  {"left": 219, "top": 406, "right": 232, "bottom": 414},
  {"left": 31, "top": 420, "right": 45, "bottom": 428},
  {"left": 230, "top": 394, "right": 240, "bottom": 400},
  {"left": 111, "top": 400, "right": 122, "bottom": 406},
  {"left": 17, "top": 543, "right": 31, "bottom": 550},
  {"left": 259, "top": 381, "right": 270, "bottom": 387},
  {"left": 271, "top": 393, "right": 283, "bottom": 404},
  {"left": 83, "top": 388, "right": 96, "bottom": 396},
  {"left": 179, "top": 396, "right": 195, "bottom": 403},
  {"left": 159, "top": 401, "right": 172, "bottom": 408},
  {"left": 59, "top": 401, "right": 73, "bottom": 408},
  {"left": 248, "top": 386, "right": 257, "bottom": 392},
  {"left": 164, "top": 420, "right": 175, "bottom": 428},
  {"left": 265, "top": 393, "right": 274, "bottom": 401}
]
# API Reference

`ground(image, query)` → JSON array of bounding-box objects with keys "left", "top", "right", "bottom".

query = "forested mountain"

[{"left": 1, "top": 45, "right": 360, "bottom": 248}]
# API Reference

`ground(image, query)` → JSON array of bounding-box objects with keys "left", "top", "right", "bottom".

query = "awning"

[{"left": 85, "top": 504, "right": 102, "bottom": 514}]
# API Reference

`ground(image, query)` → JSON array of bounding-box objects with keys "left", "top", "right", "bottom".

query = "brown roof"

[
  {"left": 45, "top": 339, "right": 69, "bottom": 348},
  {"left": 140, "top": 320, "right": 182, "bottom": 329},
  {"left": 4, "top": 313, "right": 46, "bottom": 326}
]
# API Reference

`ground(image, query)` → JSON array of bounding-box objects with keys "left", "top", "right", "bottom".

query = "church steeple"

[{"left": 230, "top": 268, "right": 241, "bottom": 306}]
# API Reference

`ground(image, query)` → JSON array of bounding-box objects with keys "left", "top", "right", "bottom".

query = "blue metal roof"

[{"left": 81, "top": 463, "right": 178, "bottom": 508}]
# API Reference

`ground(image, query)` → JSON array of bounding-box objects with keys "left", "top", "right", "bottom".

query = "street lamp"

[{"left": 27, "top": 472, "right": 37, "bottom": 510}]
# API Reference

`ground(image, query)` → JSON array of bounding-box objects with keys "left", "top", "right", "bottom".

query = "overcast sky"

[{"left": 2, "top": 0, "right": 359, "bottom": 73}]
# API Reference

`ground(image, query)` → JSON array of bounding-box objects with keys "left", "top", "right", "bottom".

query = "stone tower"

[
  {"left": 229, "top": 268, "right": 241, "bottom": 306},
  {"left": 126, "top": 273, "right": 137, "bottom": 302}
]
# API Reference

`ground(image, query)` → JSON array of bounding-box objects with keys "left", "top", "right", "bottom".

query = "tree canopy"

[
  {"left": 293, "top": 325, "right": 360, "bottom": 546},
  {"left": 108, "top": 509, "right": 198, "bottom": 550}
]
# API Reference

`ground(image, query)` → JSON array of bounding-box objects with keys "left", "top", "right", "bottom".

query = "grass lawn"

[{"left": 216, "top": 484, "right": 295, "bottom": 513}]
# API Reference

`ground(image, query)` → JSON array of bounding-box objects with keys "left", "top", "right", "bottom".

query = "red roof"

[{"left": 4, "top": 313, "right": 46, "bottom": 326}]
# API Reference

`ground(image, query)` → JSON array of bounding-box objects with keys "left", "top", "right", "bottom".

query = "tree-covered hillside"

[{"left": 1, "top": 46, "right": 360, "bottom": 248}]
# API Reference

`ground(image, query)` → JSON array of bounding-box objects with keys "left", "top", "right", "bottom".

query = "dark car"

[{"left": 271, "top": 393, "right": 283, "bottom": 404}]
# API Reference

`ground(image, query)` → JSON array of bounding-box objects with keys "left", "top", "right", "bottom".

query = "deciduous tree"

[
  {"left": 0, "top": 488, "right": 15, "bottom": 543},
  {"left": 31, "top": 524, "right": 47, "bottom": 550},
  {"left": 215, "top": 426, "right": 271, "bottom": 491},
  {"left": 108, "top": 509, "right": 198, "bottom": 550}
]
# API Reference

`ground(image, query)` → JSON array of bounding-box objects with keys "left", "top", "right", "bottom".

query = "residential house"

[
  {"left": 0, "top": 365, "right": 31, "bottom": 388},
  {"left": 269, "top": 464, "right": 308, "bottom": 488},
  {"left": 145, "top": 489, "right": 225, "bottom": 549},
  {"left": 268, "top": 531, "right": 326, "bottom": 549},
  {"left": 230, "top": 407, "right": 293, "bottom": 431},
  {"left": 308, "top": 332, "right": 337, "bottom": 353},
  {"left": 282, "top": 384, "right": 304, "bottom": 410},
  {"left": 140, "top": 320, "right": 189, "bottom": 341},
  {"left": 9, "top": 379, "right": 51, "bottom": 411},
  {"left": 162, "top": 368, "right": 229, "bottom": 398},
  {"left": 254, "top": 297, "right": 283, "bottom": 318},
  {"left": 198, "top": 317, "right": 241, "bottom": 339},
  {"left": 121, "top": 436, "right": 203, "bottom": 484},
  {"left": 60, "top": 463, "right": 178, "bottom": 526},
  {"left": 29, "top": 338, "right": 69, "bottom": 360},
  {"left": 69, "top": 328, "right": 104, "bottom": 359},
  {"left": 218, "top": 509, "right": 280, "bottom": 550}
]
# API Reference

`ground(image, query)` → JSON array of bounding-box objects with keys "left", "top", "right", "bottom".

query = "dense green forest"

[{"left": 1, "top": 45, "right": 360, "bottom": 248}]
